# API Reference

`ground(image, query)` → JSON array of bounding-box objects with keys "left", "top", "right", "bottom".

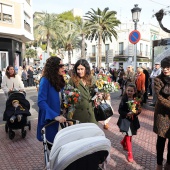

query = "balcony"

[
  {"left": 137, "top": 51, "right": 150, "bottom": 57},
  {"left": 24, "top": 20, "right": 31, "bottom": 32},
  {"left": 115, "top": 50, "right": 126, "bottom": 56}
]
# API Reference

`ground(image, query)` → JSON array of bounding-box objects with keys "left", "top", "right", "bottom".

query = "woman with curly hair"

[
  {"left": 37, "top": 56, "right": 66, "bottom": 150},
  {"left": 154, "top": 56, "right": 170, "bottom": 170},
  {"left": 69, "top": 59, "right": 97, "bottom": 123}
]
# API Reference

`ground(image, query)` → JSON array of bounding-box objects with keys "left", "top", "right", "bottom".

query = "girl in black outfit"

[{"left": 117, "top": 83, "right": 141, "bottom": 163}]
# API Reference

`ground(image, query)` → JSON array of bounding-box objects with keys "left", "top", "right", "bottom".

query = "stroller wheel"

[
  {"left": 28, "top": 121, "right": 31, "bottom": 130},
  {"left": 5, "top": 123, "right": 8, "bottom": 133},
  {"left": 22, "top": 130, "right": 27, "bottom": 138},
  {"left": 9, "top": 130, "right": 15, "bottom": 140}
]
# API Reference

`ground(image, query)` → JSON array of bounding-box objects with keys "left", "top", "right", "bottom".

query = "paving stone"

[{"left": 0, "top": 91, "right": 167, "bottom": 169}]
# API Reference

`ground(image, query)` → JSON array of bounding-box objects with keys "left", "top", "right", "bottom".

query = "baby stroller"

[
  {"left": 3, "top": 91, "right": 31, "bottom": 140},
  {"left": 42, "top": 120, "right": 111, "bottom": 170}
]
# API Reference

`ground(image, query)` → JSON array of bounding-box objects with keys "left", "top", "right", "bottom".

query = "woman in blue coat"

[{"left": 37, "top": 57, "right": 66, "bottom": 149}]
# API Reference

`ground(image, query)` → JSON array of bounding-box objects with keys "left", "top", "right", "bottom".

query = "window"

[
  {"left": 92, "top": 45, "right": 96, "bottom": 56},
  {"left": 24, "top": 12, "right": 30, "bottom": 24},
  {"left": 140, "top": 43, "right": 143, "bottom": 55},
  {"left": 145, "top": 45, "right": 148, "bottom": 56},
  {"left": 24, "top": 12, "right": 31, "bottom": 32},
  {"left": 0, "top": 3, "right": 13, "bottom": 22},
  {"left": 119, "top": 42, "right": 124, "bottom": 55},
  {"left": 105, "top": 44, "right": 109, "bottom": 52}
]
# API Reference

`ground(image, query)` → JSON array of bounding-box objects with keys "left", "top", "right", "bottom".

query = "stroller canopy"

[{"left": 49, "top": 123, "right": 111, "bottom": 170}]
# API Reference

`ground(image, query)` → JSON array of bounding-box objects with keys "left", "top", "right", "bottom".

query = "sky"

[{"left": 32, "top": 0, "right": 170, "bottom": 28}]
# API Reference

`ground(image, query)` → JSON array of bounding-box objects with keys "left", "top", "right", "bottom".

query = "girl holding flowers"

[{"left": 117, "top": 83, "right": 141, "bottom": 162}]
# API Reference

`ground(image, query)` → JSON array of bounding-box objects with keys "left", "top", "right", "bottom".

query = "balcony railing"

[
  {"left": 115, "top": 50, "right": 126, "bottom": 56},
  {"left": 87, "top": 52, "right": 106, "bottom": 57},
  {"left": 24, "top": 20, "right": 31, "bottom": 32},
  {"left": 113, "top": 50, "right": 150, "bottom": 57},
  {"left": 137, "top": 51, "right": 150, "bottom": 57}
]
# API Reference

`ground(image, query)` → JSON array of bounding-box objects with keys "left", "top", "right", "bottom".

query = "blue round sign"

[{"left": 129, "top": 30, "right": 141, "bottom": 44}]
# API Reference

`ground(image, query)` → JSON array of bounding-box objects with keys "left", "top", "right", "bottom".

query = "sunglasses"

[{"left": 59, "top": 64, "right": 64, "bottom": 68}]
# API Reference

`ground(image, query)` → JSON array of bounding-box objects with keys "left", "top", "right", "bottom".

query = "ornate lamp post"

[{"left": 131, "top": 4, "right": 142, "bottom": 71}]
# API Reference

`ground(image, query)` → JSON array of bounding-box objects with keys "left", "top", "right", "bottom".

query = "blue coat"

[{"left": 37, "top": 77, "right": 61, "bottom": 143}]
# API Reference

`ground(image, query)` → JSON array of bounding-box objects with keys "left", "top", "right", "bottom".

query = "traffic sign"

[{"left": 129, "top": 30, "right": 141, "bottom": 44}]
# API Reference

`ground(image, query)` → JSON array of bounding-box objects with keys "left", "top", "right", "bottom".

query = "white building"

[
  {"left": 0, "top": 0, "right": 34, "bottom": 70},
  {"left": 85, "top": 21, "right": 170, "bottom": 70}
]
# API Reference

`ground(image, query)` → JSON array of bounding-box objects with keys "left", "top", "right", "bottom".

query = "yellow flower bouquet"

[
  {"left": 126, "top": 97, "right": 142, "bottom": 114},
  {"left": 95, "top": 74, "right": 120, "bottom": 93}
]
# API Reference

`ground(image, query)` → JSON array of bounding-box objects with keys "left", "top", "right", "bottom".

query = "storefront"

[
  {"left": 152, "top": 38, "right": 170, "bottom": 68},
  {"left": 0, "top": 38, "right": 22, "bottom": 70}
]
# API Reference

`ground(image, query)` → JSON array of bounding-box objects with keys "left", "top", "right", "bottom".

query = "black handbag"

[{"left": 94, "top": 101, "right": 113, "bottom": 121}]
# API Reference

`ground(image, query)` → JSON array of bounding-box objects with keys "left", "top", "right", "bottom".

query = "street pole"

[
  {"left": 134, "top": 22, "right": 137, "bottom": 72},
  {"left": 131, "top": 4, "right": 141, "bottom": 72}
]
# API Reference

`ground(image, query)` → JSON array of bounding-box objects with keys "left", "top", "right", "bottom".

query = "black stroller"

[
  {"left": 3, "top": 91, "right": 31, "bottom": 140},
  {"left": 42, "top": 120, "right": 111, "bottom": 170}
]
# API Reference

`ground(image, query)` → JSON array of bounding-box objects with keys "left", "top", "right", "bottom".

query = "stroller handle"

[
  {"left": 41, "top": 119, "right": 79, "bottom": 134},
  {"left": 8, "top": 91, "right": 26, "bottom": 98}
]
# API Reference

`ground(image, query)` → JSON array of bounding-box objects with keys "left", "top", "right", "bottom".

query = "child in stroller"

[{"left": 3, "top": 91, "right": 31, "bottom": 139}]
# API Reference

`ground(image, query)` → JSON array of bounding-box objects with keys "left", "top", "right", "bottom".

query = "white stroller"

[{"left": 42, "top": 120, "right": 111, "bottom": 170}]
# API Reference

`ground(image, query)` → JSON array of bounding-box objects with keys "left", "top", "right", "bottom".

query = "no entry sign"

[{"left": 129, "top": 30, "right": 141, "bottom": 44}]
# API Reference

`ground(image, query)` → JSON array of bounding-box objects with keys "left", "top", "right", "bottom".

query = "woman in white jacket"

[{"left": 1, "top": 65, "right": 24, "bottom": 98}]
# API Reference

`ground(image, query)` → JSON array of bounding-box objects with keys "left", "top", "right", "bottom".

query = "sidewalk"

[{"left": 0, "top": 92, "right": 167, "bottom": 170}]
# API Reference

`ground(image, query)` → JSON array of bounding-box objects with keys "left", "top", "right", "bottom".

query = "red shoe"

[
  {"left": 127, "top": 152, "right": 133, "bottom": 162},
  {"left": 120, "top": 140, "right": 128, "bottom": 151}
]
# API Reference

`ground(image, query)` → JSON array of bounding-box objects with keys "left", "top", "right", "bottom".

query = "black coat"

[
  {"left": 117, "top": 95, "right": 140, "bottom": 132},
  {"left": 143, "top": 69, "right": 149, "bottom": 88}
]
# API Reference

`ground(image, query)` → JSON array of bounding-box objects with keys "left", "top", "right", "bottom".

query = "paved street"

[{"left": 0, "top": 88, "right": 167, "bottom": 170}]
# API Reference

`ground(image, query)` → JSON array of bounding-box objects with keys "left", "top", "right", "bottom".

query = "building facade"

[
  {"left": 85, "top": 21, "right": 170, "bottom": 70},
  {"left": 0, "top": 0, "right": 33, "bottom": 70}
]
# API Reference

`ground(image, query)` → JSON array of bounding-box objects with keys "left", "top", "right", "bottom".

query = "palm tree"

[
  {"left": 33, "top": 12, "right": 58, "bottom": 57},
  {"left": 74, "top": 19, "right": 90, "bottom": 59},
  {"left": 85, "top": 7, "right": 121, "bottom": 68},
  {"left": 25, "top": 48, "right": 37, "bottom": 65},
  {"left": 60, "top": 31, "right": 81, "bottom": 68}
]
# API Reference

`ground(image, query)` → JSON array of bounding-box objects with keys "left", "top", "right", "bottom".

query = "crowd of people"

[{"left": 1, "top": 56, "right": 170, "bottom": 170}]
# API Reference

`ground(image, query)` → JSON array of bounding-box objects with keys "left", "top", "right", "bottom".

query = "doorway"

[{"left": 0, "top": 51, "right": 9, "bottom": 70}]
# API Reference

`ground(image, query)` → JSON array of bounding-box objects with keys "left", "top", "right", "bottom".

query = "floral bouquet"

[
  {"left": 63, "top": 84, "right": 81, "bottom": 119},
  {"left": 126, "top": 97, "right": 142, "bottom": 114},
  {"left": 95, "top": 74, "right": 120, "bottom": 93}
]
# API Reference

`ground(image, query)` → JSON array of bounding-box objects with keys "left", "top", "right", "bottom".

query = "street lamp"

[{"left": 131, "top": 4, "right": 142, "bottom": 71}]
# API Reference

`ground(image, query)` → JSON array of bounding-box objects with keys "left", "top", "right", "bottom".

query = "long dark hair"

[
  {"left": 43, "top": 57, "right": 65, "bottom": 92},
  {"left": 72, "top": 59, "right": 93, "bottom": 87},
  {"left": 6, "top": 65, "right": 16, "bottom": 79}
]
